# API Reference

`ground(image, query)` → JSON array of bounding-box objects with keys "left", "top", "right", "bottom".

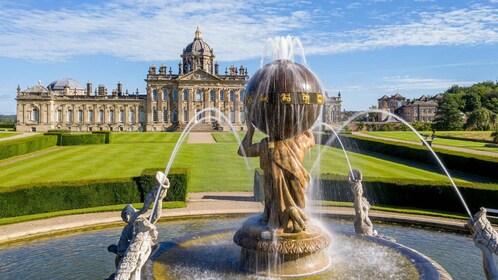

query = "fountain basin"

[{"left": 233, "top": 216, "right": 331, "bottom": 276}]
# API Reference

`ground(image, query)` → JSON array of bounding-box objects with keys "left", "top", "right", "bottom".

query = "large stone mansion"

[
  {"left": 16, "top": 28, "right": 341, "bottom": 132},
  {"left": 378, "top": 92, "right": 442, "bottom": 122}
]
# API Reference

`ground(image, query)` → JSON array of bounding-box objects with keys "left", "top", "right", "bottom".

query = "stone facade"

[
  {"left": 322, "top": 92, "right": 342, "bottom": 124},
  {"left": 16, "top": 27, "right": 248, "bottom": 133},
  {"left": 378, "top": 92, "right": 442, "bottom": 122}
]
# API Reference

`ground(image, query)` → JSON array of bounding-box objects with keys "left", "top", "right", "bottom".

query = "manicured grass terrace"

[
  {"left": 0, "top": 132, "right": 21, "bottom": 139},
  {"left": 362, "top": 131, "right": 498, "bottom": 153},
  {"left": 0, "top": 132, "right": 476, "bottom": 193}
]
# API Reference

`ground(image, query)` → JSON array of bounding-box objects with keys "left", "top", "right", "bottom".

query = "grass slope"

[
  {"left": 0, "top": 132, "right": 21, "bottom": 139},
  {"left": 363, "top": 131, "right": 497, "bottom": 153}
]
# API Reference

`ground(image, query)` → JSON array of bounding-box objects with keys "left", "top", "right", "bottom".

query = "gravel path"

[{"left": 187, "top": 132, "right": 217, "bottom": 143}]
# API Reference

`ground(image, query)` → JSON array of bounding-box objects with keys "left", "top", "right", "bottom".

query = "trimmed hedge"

[
  {"left": 312, "top": 174, "right": 498, "bottom": 215},
  {"left": 0, "top": 124, "right": 15, "bottom": 129},
  {"left": 0, "top": 168, "right": 189, "bottom": 218},
  {"left": 0, "top": 135, "right": 57, "bottom": 160},
  {"left": 44, "top": 130, "right": 70, "bottom": 145},
  {"left": 254, "top": 169, "right": 498, "bottom": 215},
  {"left": 60, "top": 133, "right": 106, "bottom": 146},
  {"left": 0, "top": 178, "right": 140, "bottom": 218},
  {"left": 322, "top": 134, "right": 498, "bottom": 180},
  {"left": 92, "top": 130, "right": 112, "bottom": 143},
  {"left": 139, "top": 168, "right": 188, "bottom": 202}
]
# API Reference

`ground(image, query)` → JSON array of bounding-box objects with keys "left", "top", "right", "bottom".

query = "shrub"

[
  {"left": 138, "top": 168, "right": 188, "bottom": 202},
  {"left": 312, "top": 174, "right": 498, "bottom": 215},
  {"left": 60, "top": 133, "right": 106, "bottom": 146},
  {"left": 92, "top": 130, "right": 112, "bottom": 143},
  {"left": 0, "top": 135, "right": 57, "bottom": 160},
  {"left": 0, "top": 124, "right": 15, "bottom": 129},
  {"left": 44, "top": 130, "right": 70, "bottom": 145},
  {"left": 0, "top": 178, "right": 140, "bottom": 218},
  {"left": 492, "top": 128, "right": 498, "bottom": 144}
]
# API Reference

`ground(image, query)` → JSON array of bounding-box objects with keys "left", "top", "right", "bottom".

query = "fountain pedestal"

[{"left": 233, "top": 216, "right": 331, "bottom": 277}]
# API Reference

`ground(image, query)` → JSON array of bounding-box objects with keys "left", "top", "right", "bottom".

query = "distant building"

[
  {"left": 322, "top": 92, "right": 342, "bottom": 124},
  {"left": 377, "top": 92, "right": 442, "bottom": 122},
  {"left": 16, "top": 27, "right": 248, "bottom": 132}
]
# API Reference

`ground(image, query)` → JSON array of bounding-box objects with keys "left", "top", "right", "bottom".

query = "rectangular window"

[
  {"left": 183, "top": 90, "right": 188, "bottom": 101},
  {"left": 209, "top": 91, "right": 215, "bottom": 101}
]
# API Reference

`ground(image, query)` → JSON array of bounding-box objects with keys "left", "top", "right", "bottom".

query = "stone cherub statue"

[
  {"left": 467, "top": 208, "right": 498, "bottom": 280},
  {"left": 348, "top": 169, "right": 375, "bottom": 236},
  {"left": 107, "top": 171, "right": 170, "bottom": 280},
  {"left": 238, "top": 123, "right": 314, "bottom": 233}
]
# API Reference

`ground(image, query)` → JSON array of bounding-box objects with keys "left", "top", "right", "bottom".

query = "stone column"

[{"left": 234, "top": 90, "right": 241, "bottom": 124}]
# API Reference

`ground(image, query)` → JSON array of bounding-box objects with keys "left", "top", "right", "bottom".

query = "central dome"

[
  {"left": 48, "top": 78, "right": 84, "bottom": 91},
  {"left": 184, "top": 26, "right": 212, "bottom": 54}
]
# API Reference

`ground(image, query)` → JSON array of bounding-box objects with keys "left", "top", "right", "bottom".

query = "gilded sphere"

[{"left": 245, "top": 60, "right": 323, "bottom": 140}]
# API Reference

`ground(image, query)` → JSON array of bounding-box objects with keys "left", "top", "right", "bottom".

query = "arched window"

[
  {"left": 139, "top": 111, "right": 145, "bottom": 122},
  {"left": 57, "top": 110, "right": 62, "bottom": 123},
  {"left": 129, "top": 110, "right": 135, "bottom": 123},
  {"left": 195, "top": 89, "right": 202, "bottom": 101},
  {"left": 163, "top": 109, "right": 168, "bottom": 122},
  {"left": 230, "top": 107, "right": 235, "bottom": 123},
  {"left": 88, "top": 110, "right": 94, "bottom": 123},
  {"left": 183, "top": 108, "right": 188, "bottom": 122},
  {"left": 163, "top": 90, "right": 168, "bottom": 101},
  {"left": 119, "top": 110, "right": 124, "bottom": 123},
  {"left": 230, "top": 90, "right": 235, "bottom": 102},
  {"left": 240, "top": 107, "right": 245, "bottom": 123},
  {"left": 31, "top": 108, "right": 39, "bottom": 122},
  {"left": 99, "top": 110, "right": 104, "bottom": 123},
  {"left": 152, "top": 89, "right": 158, "bottom": 101},
  {"left": 183, "top": 89, "right": 188, "bottom": 101},
  {"left": 196, "top": 108, "right": 203, "bottom": 122},
  {"left": 67, "top": 109, "right": 73, "bottom": 123},
  {"left": 78, "top": 109, "right": 83, "bottom": 123},
  {"left": 173, "top": 89, "right": 178, "bottom": 101},
  {"left": 220, "top": 90, "right": 225, "bottom": 101},
  {"left": 209, "top": 90, "right": 215, "bottom": 101},
  {"left": 153, "top": 109, "right": 158, "bottom": 122},
  {"left": 172, "top": 109, "right": 178, "bottom": 122},
  {"left": 109, "top": 110, "right": 115, "bottom": 123}
]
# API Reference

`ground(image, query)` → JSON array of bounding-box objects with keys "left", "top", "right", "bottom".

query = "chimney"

[
  {"left": 159, "top": 64, "right": 166, "bottom": 75},
  {"left": 215, "top": 62, "right": 219, "bottom": 75},
  {"left": 149, "top": 65, "right": 156, "bottom": 75},
  {"left": 98, "top": 84, "right": 106, "bottom": 96},
  {"left": 239, "top": 66, "right": 244, "bottom": 76},
  {"left": 179, "top": 62, "right": 183, "bottom": 75},
  {"left": 87, "top": 81, "right": 93, "bottom": 96},
  {"left": 117, "top": 81, "right": 122, "bottom": 94}
]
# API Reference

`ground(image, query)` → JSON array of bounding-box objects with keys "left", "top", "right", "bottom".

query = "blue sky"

[{"left": 1, "top": 0, "right": 498, "bottom": 114}]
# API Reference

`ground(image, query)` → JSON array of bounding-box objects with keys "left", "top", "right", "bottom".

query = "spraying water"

[
  {"left": 149, "top": 107, "right": 254, "bottom": 222},
  {"left": 320, "top": 109, "right": 473, "bottom": 221}
]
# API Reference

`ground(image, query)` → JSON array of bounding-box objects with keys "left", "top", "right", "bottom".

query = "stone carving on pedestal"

[
  {"left": 348, "top": 169, "right": 375, "bottom": 236},
  {"left": 467, "top": 208, "right": 498, "bottom": 280},
  {"left": 234, "top": 59, "right": 330, "bottom": 277},
  {"left": 106, "top": 172, "right": 169, "bottom": 280}
]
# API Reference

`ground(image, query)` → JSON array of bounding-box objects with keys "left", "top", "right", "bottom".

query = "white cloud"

[
  {"left": 379, "top": 75, "right": 474, "bottom": 91},
  {"left": 0, "top": 1, "right": 497, "bottom": 62}
]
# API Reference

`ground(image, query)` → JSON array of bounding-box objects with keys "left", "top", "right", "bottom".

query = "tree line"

[{"left": 433, "top": 81, "right": 498, "bottom": 131}]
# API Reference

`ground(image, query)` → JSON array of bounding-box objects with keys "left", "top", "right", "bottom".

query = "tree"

[
  {"left": 433, "top": 94, "right": 464, "bottom": 130},
  {"left": 465, "top": 108, "right": 491, "bottom": 131},
  {"left": 492, "top": 127, "right": 498, "bottom": 144}
]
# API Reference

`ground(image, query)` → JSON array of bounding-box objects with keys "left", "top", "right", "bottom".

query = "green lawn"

[
  {"left": 362, "top": 131, "right": 498, "bottom": 153},
  {"left": 0, "top": 131, "right": 475, "bottom": 192},
  {"left": 0, "top": 132, "right": 21, "bottom": 139}
]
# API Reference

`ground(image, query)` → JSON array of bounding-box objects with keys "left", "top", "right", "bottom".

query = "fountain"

[{"left": 2, "top": 36, "right": 497, "bottom": 280}]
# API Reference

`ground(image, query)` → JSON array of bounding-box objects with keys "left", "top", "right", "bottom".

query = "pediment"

[{"left": 178, "top": 69, "right": 221, "bottom": 82}]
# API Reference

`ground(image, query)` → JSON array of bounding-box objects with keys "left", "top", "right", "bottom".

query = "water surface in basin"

[{"left": 0, "top": 216, "right": 496, "bottom": 279}]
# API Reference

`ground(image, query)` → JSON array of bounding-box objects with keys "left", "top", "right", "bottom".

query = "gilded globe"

[{"left": 244, "top": 59, "right": 323, "bottom": 140}]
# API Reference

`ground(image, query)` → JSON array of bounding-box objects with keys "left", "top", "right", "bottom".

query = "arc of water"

[
  {"left": 310, "top": 122, "right": 355, "bottom": 180},
  {"left": 320, "top": 109, "right": 473, "bottom": 221},
  {"left": 149, "top": 108, "right": 254, "bottom": 222}
]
